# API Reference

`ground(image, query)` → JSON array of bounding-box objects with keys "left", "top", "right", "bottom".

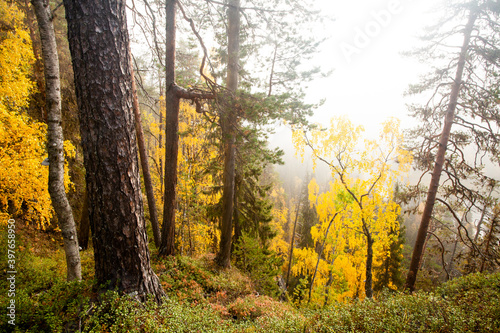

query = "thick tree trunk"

[
  {"left": 129, "top": 48, "right": 162, "bottom": 248},
  {"left": 405, "top": 12, "right": 477, "bottom": 292},
  {"left": 159, "top": 0, "right": 178, "bottom": 256},
  {"left": 78, "top": 189, "right": 90, "bottom": 250},
  {"left": 63, "top": 0, "right": 164, "bottom": 302},
  {"left": 32, "top": 0, "right": 81, "bottom": 282},
  {"left": 216, "top": 0, "right": 240, "bottom": 268}
]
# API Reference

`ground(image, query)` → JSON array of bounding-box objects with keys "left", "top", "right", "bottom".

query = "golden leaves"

[
  {"left": 0, "top": 1, "right": 58, "bottom": 228},
  {"left": 289, "top": 115, "right": 413, "bottom": 304}
]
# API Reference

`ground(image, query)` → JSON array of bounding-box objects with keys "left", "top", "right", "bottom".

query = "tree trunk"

[
  {"left": 474, "top": 186, "right": 494, "bottom": 242},
  {"left": 78, "top": 189, "right": 90, "bottom": 250},
  {"left": 405, "top": 12, "right": 477, "bottom": 292},
  {"left": 129, "top": 47, "right": 161, "bottom": 248},
  {"left": 365, "top": 234, "right": 374, "bottom": 299},
  {"left": 63, "top": 0, "right": 164, "bottom": 302},
  {"left": 159, "top": 0, "right": 178, "bottom": 256},
  {"left": 32, "top": 0, "right": 81, "bottom": 282},
  {"left": 480, "top": 209, "right": 499, "bottom": 272},
  {"left": 286, "top": 201, "right": 301, "bottom": 288},
  {"left": 216, "top": 0, "right": 240, "bottom": 268},
  {"left": 232, "top": 173, "right": 242, "bottom": 253}
]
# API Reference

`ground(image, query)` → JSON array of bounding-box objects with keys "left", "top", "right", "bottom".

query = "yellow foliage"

[
  {"left": 0, "top": 104, "right": 52, "bottom": 226},
  {"left": 0, "top": 0, "right": 34, "bottom": 110},
  {"left": 0, "top": 1, "right": 74, "bottom": 227},
  {"left": 176, "top": 101, "right": 221, "bottom": 255},
  {"left": 290, "top": 116, "right": 411, "bottom": 305},
  {"left": 145, "top": 99, "right": 221, "bottom": 255},
  {"left": 268, "top": 204, "right": 288, "bottom": 257},
  {"left": 0, "top": 1, "right": 48, "bottom": 226}
]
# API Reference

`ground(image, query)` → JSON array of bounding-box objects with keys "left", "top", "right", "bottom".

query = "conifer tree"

[
  {"left": 404, "top": 1, "right": 500, "bottom": 291},
  {"left": 63, "top": 0, "right": 164, "bottom": 301}
]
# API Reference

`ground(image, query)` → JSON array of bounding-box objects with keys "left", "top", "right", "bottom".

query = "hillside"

[{"left": 1, "top": 224, "right": 499, "bottom": 332}]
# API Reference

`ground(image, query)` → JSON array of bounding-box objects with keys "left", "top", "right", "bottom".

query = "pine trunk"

[
  {"left": 32, "top": 0, "right": 81, "bottom": 282},
  {"left": 216, "top": 0, "right": 240, "bottom": 268},
  {"left": 78, "top": 189, "right": 90, "bottom": 250},
  {"left": 129, "top": 49, "right": 162, "bottom": 248},
  {"left": 405, "top": 12, "right": 477, "bottom": 292},
  {"left": 159, "top": 0, "right": 178, "bottom": 256},
  {"left": 63, "top": 0, "right": 164, "bottom": 302}
]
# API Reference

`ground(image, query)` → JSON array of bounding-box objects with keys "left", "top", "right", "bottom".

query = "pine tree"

[{"left": 63, "top": 0, "right": 164, "bottom": 302}]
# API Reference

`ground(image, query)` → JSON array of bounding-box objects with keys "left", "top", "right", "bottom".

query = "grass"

[{"left": 1, "top": 223, "right": 499, "bottom": 332}]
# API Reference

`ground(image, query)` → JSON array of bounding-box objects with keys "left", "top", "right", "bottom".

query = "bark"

[
  {"left": 78, "top": 189, "right": 90, "bottom": 250},
  {"left": 480, "top": 210, "right": 499, "bottom": 272},
  {"left": 63, "top": 0, "right": 164, "bottom": 302},
  {"left": 365, "top": 234, "right": 374, "bottom": 299},
  {"left": 158, "top": 81, "right": 164, "bottom": 196},
  {"left": 231, "top": 173, "right": 242, "bottom": 253},
  {"left": 285, "top": 201, "right": 301, "bottom": 288},
  {"left": 159, "top": 0, "right": 179, "bottom": 256},
  {"left": 216, "top": 0, "right": 240, "bottom": 268},
  {"left": 405, "top": 12, "right": 477, "bottom": 292},
  {"left": 32, "top": 0, "right": 81, "bottom": 282},
  {"left": 129, "top": 47, "right": 161, "bottom": 248},
  {"left": 158, "top": 0, "right": 216, "bottom": 256}
]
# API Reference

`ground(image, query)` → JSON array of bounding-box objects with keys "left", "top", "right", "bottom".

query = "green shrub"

[
  {"left": 233, "top": 233, "right": 281, "bottom": 298},
  {"left": 307, "top": 273, "right": 500, "bottom": 333},
  {"left": 155, "top": 254, "right": 253, "bottom": 304}
]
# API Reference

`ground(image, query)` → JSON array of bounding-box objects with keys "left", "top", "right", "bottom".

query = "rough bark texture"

[
  {"left": 216, "top": 0, "right": 240, "bottom": 268},
  {"left": 32, "top": 0, "right": 81, "bottom": 281},
  {"left": 63, "top": 0, "right": 164, "bottom": 302},
  {"left": 130, "top": 48, "right": 162, "bottom": 248},
  {"left": 78, "top": 189, "right": 90, "bottom": 250},
  {"left": 159, "top": 0, "right": 178, "bottom": 256},
  {"left": 405, "top": 12, "right": 477, "bottom": 292}
]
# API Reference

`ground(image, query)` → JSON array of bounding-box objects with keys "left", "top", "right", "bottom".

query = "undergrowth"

[{"left": 1, "top": 224, "right": 499, "bottom": 332}]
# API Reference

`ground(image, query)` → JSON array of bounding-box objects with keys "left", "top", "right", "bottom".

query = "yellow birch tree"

[{"left": 293, "top": 116, "right": 412, "bottom": 301}]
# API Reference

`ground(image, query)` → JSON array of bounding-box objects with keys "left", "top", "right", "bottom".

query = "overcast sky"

[
  {"left": 271, "top": 0, "right": 446, "bottom": 180},
  {"left": 295, "top": 0, "right": 443, "bottom": 137}
]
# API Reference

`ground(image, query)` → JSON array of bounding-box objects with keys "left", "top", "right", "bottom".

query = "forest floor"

[{"left": 1, "top": 223, "right": 499, "bottom": 332}]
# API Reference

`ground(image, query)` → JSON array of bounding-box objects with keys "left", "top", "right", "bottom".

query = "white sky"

[
  {"left": 296, "top": 0, "right": 443, "bottom": 138},
  {"left": 270, "top": 0, "right": 446, "bottom": 181}
]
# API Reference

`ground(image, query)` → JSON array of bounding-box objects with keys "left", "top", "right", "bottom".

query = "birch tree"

[
  {"left": 32, "top": 0, "right": 81, "bottom": 281},
  {"left": 63, "top": 0, "right": 164, "bottom": 301}
]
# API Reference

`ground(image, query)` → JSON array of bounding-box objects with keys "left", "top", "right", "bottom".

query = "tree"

[
  {"left": 216, "top": 0, "right": 240, "bottom": 268},
  {"left": 295, "top": 117, "right": 412, "bottom": 299},
  {"left": 0, "top": 0, "right": 55, "bottom": 226},
  {"left": 130, "top": 0, "right": 322, "bottom": 264},
  {"left": 31, "top": 0, "right": 81, "bottom": 281},
  {"left": 373, "top": 216, "right": 405, "bottom": 292},
  {"left": 404, "top": 1, "right": 500, "bottom": 291},
  {"left": 158, "top": 0, "right": 214, "bottom": 256},
  {"left": 129, "top": 45, "right": 161, "bottom": 248},
  {"left": 63, "top": 0, "right": 164, "bottom": 301}
]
